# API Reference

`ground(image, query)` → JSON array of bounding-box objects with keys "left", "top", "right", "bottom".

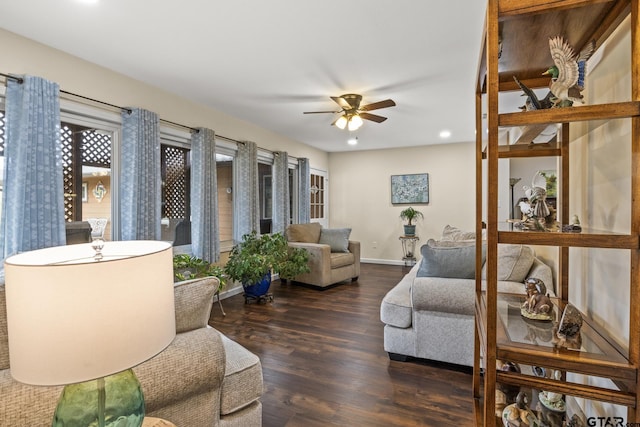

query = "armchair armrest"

[{"left": 287, "top": 242, "right": 332, "bottom": 276}]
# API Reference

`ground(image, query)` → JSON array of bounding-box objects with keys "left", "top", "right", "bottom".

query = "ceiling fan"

[{"left": 303, "top": 93, "right": 396, "bottom": 131}]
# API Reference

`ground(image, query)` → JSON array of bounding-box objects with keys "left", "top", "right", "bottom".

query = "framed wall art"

[{"left": 391, "top": 173, "right": 429, "bottom": 204}]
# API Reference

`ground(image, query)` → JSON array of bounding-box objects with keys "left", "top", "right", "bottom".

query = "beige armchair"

[{"left": 285, "top": 223, "right": 360, "bottom": 288}]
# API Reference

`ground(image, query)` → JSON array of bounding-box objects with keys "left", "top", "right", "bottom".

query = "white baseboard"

[{"left": 361, "top": 258, "right": 406, "bottom": 266}]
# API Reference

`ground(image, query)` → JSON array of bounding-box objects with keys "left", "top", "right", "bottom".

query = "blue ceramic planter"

[{"left": 243, "top": 271, "right": 271, "bottom": 297}]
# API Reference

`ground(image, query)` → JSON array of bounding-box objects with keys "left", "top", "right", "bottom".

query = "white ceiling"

[{"left": 0, "top": 0, "right": 488, "bottom": 152}]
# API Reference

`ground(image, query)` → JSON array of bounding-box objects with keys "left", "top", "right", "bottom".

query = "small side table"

[
  {"left": 399, "top": 235, "right": 420, "bottom": 267},
  {"left": 142, "top": 417, "right": 177, "bottom": 427}
]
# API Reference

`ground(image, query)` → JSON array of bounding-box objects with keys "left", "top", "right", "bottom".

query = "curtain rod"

[{"left": 1, "top": 72, "right": 243, "bottom": 143}]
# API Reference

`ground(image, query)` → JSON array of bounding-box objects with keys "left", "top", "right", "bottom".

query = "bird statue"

[
  {"left": 543, "top": 36, "right": 595, "bottom": 107},
  {"left": 513, "top": 76, "right": 553, "bottom": 111}
]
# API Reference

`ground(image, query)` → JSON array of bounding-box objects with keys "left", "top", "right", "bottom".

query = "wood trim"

[{"left": 499, "top": 101, "right": 640, "bottom": 127}]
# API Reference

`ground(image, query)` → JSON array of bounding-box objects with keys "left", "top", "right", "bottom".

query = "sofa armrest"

[
  {"left": 411, "top": 277, "right": 476, "bottom": 316},
  {"left": 288, "top": 242, "right": 331, "bottom": 273},
  {"left": 135, "top": 327, "right": 226, "bottom": 413}
]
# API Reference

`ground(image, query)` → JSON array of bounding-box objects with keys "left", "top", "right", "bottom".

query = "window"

[
  {"left": 216, "top": 153, "right": 233, "bottom": 245},
  {"left": 60, "top": 124, "right": 113, "bottom": 239},
  {"left": 160, "top": 143, "right": 190, "bottom": 245},
  {"left": 258, "top": 162, "right": 273, "bottom": 234},
  {"left": 310, "top": 172, "right": 325, "bottom": 220}
]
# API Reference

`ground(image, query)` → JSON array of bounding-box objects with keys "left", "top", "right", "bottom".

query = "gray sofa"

[
  {"left": 0, "top": 277, "right": 263, "bottom": 427},
  {"left": 380, "top": 228, "right": 553, "bottom": 367}
]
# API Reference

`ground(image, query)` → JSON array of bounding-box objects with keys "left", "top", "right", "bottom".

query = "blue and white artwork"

[{"left": 391, "top": 173, "right": 429, "bottom": 204}]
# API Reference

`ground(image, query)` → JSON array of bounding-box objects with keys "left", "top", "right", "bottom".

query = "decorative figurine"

[
  {"left": 553, "top": 303, "right": 583, "bottom": 349},
  {"left": 537, "top": 370, "right": 566, "bottom": 427},
  {"left": 495, "top": 361, "right": 521, "bottom": 417},
  {"left": 566, "top": 414, "right": 587, "bottom": 427},
  {"left": 514, "top": 76, "right": 554, "bottom": 111},
  {"left": 516, "top": 172, "right": 557, "bottom": 231},
  {"left": 521, "top": 277, "right": 554, "bottom": 321},
  {"left": 502, "top": 391, "right": 540, "bottom": 427},
  {"left": 544, "top": 36, "right": 595, "bottom": 108},
  {"left": 562, "top": 214, "right": 583, "bottom": 232}
]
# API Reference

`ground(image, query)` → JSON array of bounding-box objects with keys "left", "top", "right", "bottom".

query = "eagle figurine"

[{"left": 544, "top": 36, "right": 595, "bottom": 107}]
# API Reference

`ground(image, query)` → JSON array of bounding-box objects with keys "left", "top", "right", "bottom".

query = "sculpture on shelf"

[
  {"left": 521, "top": 277, "right": 554, "bottom": 321},
  {"left": 514, "top": 76, "right": 554, "bottom": 111},
  {"left": 495, "top": 361, "right": 522, "bottom": 417},
  {"left": 502, "top": 391, "right": 540, "bottom": 427},
  {"left": 562, "top": 214, "right": 583, "bottom": 233},
  {"left": 553, "top": 303, "right": 583, "bottom": 349},
  {"left": 544, "top": 36, "right": 595, "bottom": 108},
  {"left": 566, "top": 414, "right": 586, "bottom": 427},
  {"left": 516, "top": 171, "right": 558, "bottom": 231},
  {"left": 537, "top": 370, "right": 566, "bottom": 427}
]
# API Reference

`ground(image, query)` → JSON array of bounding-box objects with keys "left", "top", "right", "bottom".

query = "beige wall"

[
  {"left": 0, "top": 28, "right": 328, "bottom": 170},
  {"left": 328, "top": 141, "right": 476, "bottom": 263},
  {"left": 566, "top": 17, "right": 631, "bottom": 418}
]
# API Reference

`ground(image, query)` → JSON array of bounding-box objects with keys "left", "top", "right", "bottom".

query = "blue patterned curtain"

[
  {"left": 0, "top": 75, "right": 65, "bottom": 275},
  {"left": 120, "top": 108, "right": 161, "bottom": 240},
  {"left": 272, "top": 151, "right": 290, "bottom": 234},
  {"left": 191, "top": 128, "right": 219, "bottom": 262},
  {"left": 233, "top": 141, "right": 259, "bottom": 242},
  {"left": 297, "top": 158, "right": 311, "bottom": 223}
]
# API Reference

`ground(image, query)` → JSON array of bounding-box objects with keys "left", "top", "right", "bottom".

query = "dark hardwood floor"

[{"left": 209, "top": 263, "right": 475, "bottom": 427}]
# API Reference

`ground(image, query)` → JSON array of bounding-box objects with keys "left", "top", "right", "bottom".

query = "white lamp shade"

[
  {"left": 348, "top": 114, "right": 363, "bottom": 131},
  {"left": 4, "top": 240, "right": 176, "bottom": 386},
  {"left": 335, "top": 115, "right": 348, "bottom": 130}
]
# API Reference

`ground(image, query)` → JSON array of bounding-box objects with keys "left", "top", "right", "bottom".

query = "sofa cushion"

[
  {"left": 330, "top": 252, "right": 355, "bottom": 269},
  {"left": 417, "top": 239, "right": 485, "bottom": 279},
  {"left": 219, "top": 333, "right": 263, "bottom": 415},
  {"left": 174, "top": 277, "right": 217, "bottom": 333},
  {"left": 319, "top": 228, "right": 352, "bottom": 253},
  {"left": 441, "top": 225, "right": 477, "bottom": 242},
  {"left": 0, "top": 285, "right": 8, "bottom": 370},
  {"left": 285, "top": 223, "right": 322, "bottom": 244},
  {"left": 482, "top": 244, "right": 535, "bottom": 283}
]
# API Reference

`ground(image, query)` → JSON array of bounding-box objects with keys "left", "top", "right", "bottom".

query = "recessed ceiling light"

[
  {"left": 75, "top": 0, "right": 99, "bottom": 4},
  {"left": 439, "top": 130, "right": 451, "bottom": 139},
  {"left": 347, "top": 137, "right": 358, "bottom": 146}
]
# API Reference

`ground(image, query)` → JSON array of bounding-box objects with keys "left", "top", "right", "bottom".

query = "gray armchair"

[{"left": 285, "top": 223, "right": 360, "bottom": 288}]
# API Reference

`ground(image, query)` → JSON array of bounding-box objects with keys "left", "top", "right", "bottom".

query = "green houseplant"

[
  {"left": 173, "top": 254, "right": 228, "bottom": 293},
  {"left": 224, "top": 231, "right": 310, "bottom": 297},
  {"left": 400, "top": 206, "right": 424, "bottom": 236}
]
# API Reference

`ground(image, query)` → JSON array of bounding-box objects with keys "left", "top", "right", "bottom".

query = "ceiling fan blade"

[
  {"left": 359, "top": 99, "right": 396, "bottom": 111},
  {"left": 360, "top": 112, "right": 388, "bottom": 123},
  {"left": 303, "top": 110, "right": 340, "bottom": 114},
  {"left": 331, "top": 96, "right": 352, "bottom": 110}
]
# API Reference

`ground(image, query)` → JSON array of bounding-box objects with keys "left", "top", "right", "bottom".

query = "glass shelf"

[{"left": 478, "top": 292, "right": 633, "bottom": 383}]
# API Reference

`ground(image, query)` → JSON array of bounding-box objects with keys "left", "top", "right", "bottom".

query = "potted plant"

[
  {"left": 224, "top": 231, "right": 310, "bottom": 298},
  {"left": 400, "top": 206, "right": 424, "bottom": 236},
  {"left": 173, "top": 254, "right": 228, "bottom": 293}
]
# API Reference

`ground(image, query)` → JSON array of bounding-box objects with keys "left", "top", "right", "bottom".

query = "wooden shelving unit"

[{"left": 474, "top": 1, "right": 640, "bottom": 426}]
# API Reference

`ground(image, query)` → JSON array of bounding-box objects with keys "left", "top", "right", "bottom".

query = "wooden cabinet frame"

[{"left": 474, "top": 1, "right": 640, "bottom": 425}]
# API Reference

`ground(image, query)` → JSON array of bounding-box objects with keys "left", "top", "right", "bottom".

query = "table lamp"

[{"left": 4, "top": 240, "right": 176, "bottom": 427}]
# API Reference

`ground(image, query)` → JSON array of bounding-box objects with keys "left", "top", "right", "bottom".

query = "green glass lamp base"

[{"left": 52, "top": 369, "right": 145, "bottom": 427}]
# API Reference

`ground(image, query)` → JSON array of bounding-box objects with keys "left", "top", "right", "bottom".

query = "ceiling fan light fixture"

[
  {"left": 335, "top": 115, "right": 348, "bottom": 130},
  {"left": 348, "top": 114, "right": 363, "bottom": 131}
]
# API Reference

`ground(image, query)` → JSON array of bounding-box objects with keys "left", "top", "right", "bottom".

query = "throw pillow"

[
  {"left": 441, "top": 224, "right": 477, "bottom": 242},
  {"left": 319, "top": 228, "right": 352, "bottom": 253},
  {"left": 481, "top": 244, "right": 535, "bottom": 282},
  {"left": 285, "top": 222, "right": 322, "bottom": 243},
  {"left": 174, "top": 277, "right": 217, "bottom": 333},
  {"left": 417, "top": 239, "right": 485, "bottom": 279}
]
